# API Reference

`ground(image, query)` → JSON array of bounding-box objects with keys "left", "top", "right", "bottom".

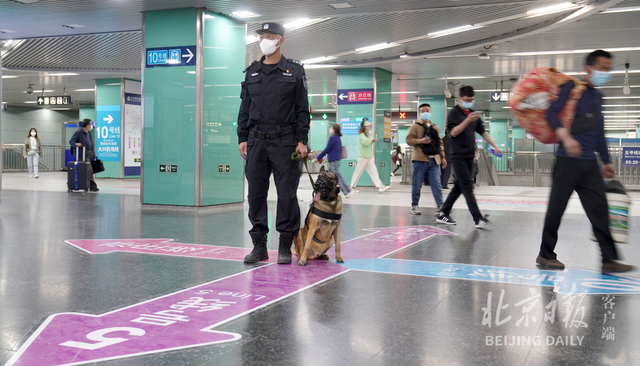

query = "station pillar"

[
  {"left": 337, "top": 68, "right": 392, "bottom": 187},
  {"left": 141, "top": 8, "right": 245, "bottom": 207}
]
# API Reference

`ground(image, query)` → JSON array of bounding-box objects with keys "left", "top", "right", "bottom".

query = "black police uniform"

[{"left": 237, "top": 54, "right": 310, "bottom": 263}]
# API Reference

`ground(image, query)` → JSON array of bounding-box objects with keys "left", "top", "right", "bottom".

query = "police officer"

[{"left": 237, "top": 22, "right": 310, "bottom": 265}]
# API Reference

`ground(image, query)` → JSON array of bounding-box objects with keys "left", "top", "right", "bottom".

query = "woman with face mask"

[
  {"left": 23, "top": 128, "right": 43, "bottom": 178},
  {"left": 349, "top": 118, "right": 390, "bottom": 193}
]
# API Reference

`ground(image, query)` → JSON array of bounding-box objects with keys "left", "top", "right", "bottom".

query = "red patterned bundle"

[{"left": 509, "top": 67, "right": 587, "bottom": 144}]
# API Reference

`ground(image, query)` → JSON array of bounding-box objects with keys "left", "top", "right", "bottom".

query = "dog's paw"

[
  {"left": 336, "top": 256, "right": 344, "bottom": 263},
  {"left": 318, "top": 254, "right": 330, "bottom": 260},
  {"left": 298, "top": 259, "right": 307, "bottom": 266}
]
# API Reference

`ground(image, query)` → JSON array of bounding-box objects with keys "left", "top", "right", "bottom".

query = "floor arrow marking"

[{"left": 9, "top": 226, "right": 455, "bottom": 365}]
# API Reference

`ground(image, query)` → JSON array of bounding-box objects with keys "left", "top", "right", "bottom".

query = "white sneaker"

[
  {"left": 410, "top": 206, "right": 421, "bottom": 215},
  {"left": 475, "top": 214, "right": 492, "bottom": 229},
  {"left": 344, "top": 191, "right": 355, "bottom": 198},
  {"left": 378, "top": 186, "right": 390, "bottom": 193},
  {"left": 29, "top": 175, "right": 33, "bottom": 178},
  {"left": 390, "top": 172, "right": 395, "bottom": 177},
  {"left": 349, "top": 186, "right": 360, "bottom": 193},
  {"left": 34, "top": 175, "right": 39, "bottom": 179}
]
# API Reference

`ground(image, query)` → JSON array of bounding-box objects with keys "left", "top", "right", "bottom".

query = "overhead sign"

[
  {"left": 391, "top": 111, "right": 417, "bottom": 121},
  {"left": 36, "top": 96, "right": 72, "bottom": 106},
  {"left": 337, "top": 88, "right": 374, "bottom": 105},
  {"left": 622, "top": 147, "right": 640, "bottom": 167},
  {"left": 146, "top": 46, "right": 196, "bottom": 68},
  {"left": 490, "top": 91, "right": 512, "bottom": 102}
]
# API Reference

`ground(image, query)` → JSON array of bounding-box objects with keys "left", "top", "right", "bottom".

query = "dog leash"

[{"left": 291, "top": 151, "right": 315, "bottom": 187}]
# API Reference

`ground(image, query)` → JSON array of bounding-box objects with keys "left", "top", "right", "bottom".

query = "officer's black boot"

[
  {"left": 277, "top": 233, "right": 294, "bottom": 264},
  {"left": 244, "top": 233, "right": 268, "bottom": 264}
]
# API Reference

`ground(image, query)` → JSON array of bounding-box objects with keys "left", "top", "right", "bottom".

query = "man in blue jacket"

[{"left": 536, "top": 50, "right": 634, "bottom": 274}]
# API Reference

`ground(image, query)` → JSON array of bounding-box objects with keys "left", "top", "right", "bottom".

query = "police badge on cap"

[{"left": 256, "top": 22, "right": 285, "bottom": 37}]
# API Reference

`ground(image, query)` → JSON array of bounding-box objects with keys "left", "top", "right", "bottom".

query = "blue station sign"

[
  {"left": 622, "top": 147, "right": 640, "bottom": 167},
  {"left": 146, "top": 46, "right": 196, "bottom": 68}
]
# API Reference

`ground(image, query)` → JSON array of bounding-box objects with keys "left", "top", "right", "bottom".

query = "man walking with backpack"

[
  {"left": 406, "top": 103, "right": 446, "bottom": 215},
  {"left": 536, "top": 50, "right": 635, "bottom": 274},
  {"left": 436, "top": 86, "right": 502, "bottom": 228}
]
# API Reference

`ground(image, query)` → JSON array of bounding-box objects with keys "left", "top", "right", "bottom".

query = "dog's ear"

[
  {"left": 319, "top": 165, "right": 326, "bottom": 175},
  {"left": 329, "top": 185, "right": 340, "bottom": 201}
]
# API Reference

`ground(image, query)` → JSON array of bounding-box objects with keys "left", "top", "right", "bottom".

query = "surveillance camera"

[
  {"left": 444, "top": 88, "right": 452, "bottom": 99},
  {"left": 26, "top": 84, "right": 33, "bottom": 94},
  {"left": 478, "top": 52, "right": 490, "bottom": 60}
]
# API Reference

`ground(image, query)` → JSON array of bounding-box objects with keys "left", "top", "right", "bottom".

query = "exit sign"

[{"left": 490, "top": 92, "right": 512, "bottom": 102}]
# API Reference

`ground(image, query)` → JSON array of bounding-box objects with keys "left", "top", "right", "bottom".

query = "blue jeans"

[
  {"left": 327, "top": 160, "right": 352, "bottom": 195},
  {"left": 26, "top": 153, "right": 39, "bottom": 175},
  {"left": 411, "top": 159, "right": 442, "bottom": 207}
]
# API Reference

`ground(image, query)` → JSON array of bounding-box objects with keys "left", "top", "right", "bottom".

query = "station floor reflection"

[{"left": 1, "top": 172, "right": 639, "bottom": 366}]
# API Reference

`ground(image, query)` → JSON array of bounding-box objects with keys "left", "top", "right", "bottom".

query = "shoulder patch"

[
  {"left": 243, "top": 60, "right": 258, "bottom": 73},
  {"left": 287, "top": 58, "right": 304, "bottom": 66},
  {"left": 303, "top": 75, "right": 308, "bottom": 91}
]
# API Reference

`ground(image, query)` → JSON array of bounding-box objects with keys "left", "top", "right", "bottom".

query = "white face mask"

[
  {"left": 260, "top": 38, "right": 280, "bottom": 56},
  {"left": 30, "top": 132, "right": 36, "bottom": 136}
]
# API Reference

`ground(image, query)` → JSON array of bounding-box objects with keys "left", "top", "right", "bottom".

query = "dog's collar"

[{"left": 310, "top": 205, "right": 342, "bottom": 221}]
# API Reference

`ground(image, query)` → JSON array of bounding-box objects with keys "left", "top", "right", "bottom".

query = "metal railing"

[
  {"left": 3, "top": 144, "right": 65, "bottom": 171},
  {"left": 401, "top": 147, "right": 413, "bottom": 185}
]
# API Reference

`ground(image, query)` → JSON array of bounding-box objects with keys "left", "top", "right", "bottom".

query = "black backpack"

[{"left": 419, "top": 124, "right": 440, "bottom": 156}]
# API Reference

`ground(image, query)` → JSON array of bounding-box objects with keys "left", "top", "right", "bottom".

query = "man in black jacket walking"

[{"left": 436, "top": 86, "right": 501, "bottom": 228}]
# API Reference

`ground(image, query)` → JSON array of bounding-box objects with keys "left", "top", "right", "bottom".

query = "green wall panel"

[
  {"left": 201, "top": 11, "right": 245, "bottom": 206},
  {"left": 337, "top": 69, "right": 374, "bottom": 187},
  {"left": 375, "top": 68, "right": 391, "bottom": 185},
  {"left": 143, "top": 8, "right": 197, "bottom": 206},
  {"left": 79, "top": 104, "right": 95, "bottom": 122}
]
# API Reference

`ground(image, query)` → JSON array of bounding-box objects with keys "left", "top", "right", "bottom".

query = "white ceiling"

[{"left": 1, "top": 0, "right": 640, "bottom": 130}]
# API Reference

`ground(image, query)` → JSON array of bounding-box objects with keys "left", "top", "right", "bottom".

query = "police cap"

[{"left": 256, "top": 22, "right": 285, "bottom": 37}]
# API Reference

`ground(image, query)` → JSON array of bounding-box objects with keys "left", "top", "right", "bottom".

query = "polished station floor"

[{"left": 1, "top": 172, "right": 640, "bottom": 366}]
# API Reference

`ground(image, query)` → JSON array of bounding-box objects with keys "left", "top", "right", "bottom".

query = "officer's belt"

[
  {"left": 309, "top": 205, "right": 342, "bottom": 221},
  {"left": 250, "top": 126, "right": 295, "bottom": 140}
]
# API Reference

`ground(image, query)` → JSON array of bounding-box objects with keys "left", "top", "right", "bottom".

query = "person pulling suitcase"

[{"left": 69, "top": 119, "right": 99, "bottom": 192}]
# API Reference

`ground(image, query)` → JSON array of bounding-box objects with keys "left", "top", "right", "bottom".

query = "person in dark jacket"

[
  {"left": 237, "top": 22, "right": 310, "bottom": 265},
  {"left": 69, "top": 119, "right": 99, "bottom": 192},
  {"left": 436, "top": 86, "right": 501, "bottom": 228},
  {"left": 536, "top": 49, "right": 635, "bottom": 274},
  {"left": 314, "top": 123, "right": 353, "bottom": 198}
]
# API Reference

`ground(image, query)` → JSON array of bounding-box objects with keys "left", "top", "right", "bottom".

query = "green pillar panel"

[
  {"left": 337, "top": 68, "right": 375, "bottom": 187},
  {"left": 201, "top": 11, "right": 245, "bottom": 206},
  {"left": 375, "top": 68, "right": 391, "bottom": 185},
  {"left": 79, "top": 104, "right": 95, "bottom": 122},
  {"left": 419, "top": 95, "right": 446, "bottom": 134},
  {"left": 309, "top": 119, "right": 329, "bottom": 154},
  {"left": 95, "top": 79, "right": 122, "bottom": 178},
  {"left": 143, "top": 8, "right": 197, "bottom": 206},
  {"left": 490, "top": 120, "right": 508, "bottom": 171}
]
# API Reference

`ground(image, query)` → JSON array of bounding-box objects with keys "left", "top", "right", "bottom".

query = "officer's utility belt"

[{"left": 250, "top": 126, "right": 295, "bottom": 140}]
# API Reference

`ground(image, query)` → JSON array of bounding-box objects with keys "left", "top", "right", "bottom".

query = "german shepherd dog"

[{"left": 293, "top": 166, "right": 344, "bottom": 266}]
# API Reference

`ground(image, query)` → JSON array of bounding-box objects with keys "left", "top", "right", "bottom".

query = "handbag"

[
  {"left": 91, "top": 158, "right": 105, "bottom": 173},
  {"left": 419, "top": 124, "right": 440, "bottom": 156},
  {"left": 341, "top": 145, "right": 349, "bottom": 159},
  {"left": 27, "top": 150, "right": 36, "bottom": 156}
]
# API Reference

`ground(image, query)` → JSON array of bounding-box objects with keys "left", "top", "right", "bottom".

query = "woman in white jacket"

[{"left": 23, "top": 128, "right": 43, "bottom": 178}]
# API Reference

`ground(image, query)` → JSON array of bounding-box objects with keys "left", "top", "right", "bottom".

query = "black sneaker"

[
  {"left": 475, "top": 214, "right": 491, "bottom": 229},
  {"left": 436, "top": 212, "right": 456, "bottom": 225},
  {"left": 90, "top": 187, "right": 100, "bottom": 192}
]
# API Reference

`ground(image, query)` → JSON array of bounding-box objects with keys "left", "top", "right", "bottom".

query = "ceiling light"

[
  {"left": 23, "top": 101, "right": 37, "bottom": 104},
  {"left": 1, "top": 75, "right": 17, "bottom": 78},
  {"left": 203, "top": 14, "right": 216, "bottom": 19},
  {"left": 508, "top": 47, "right": 640, "bottom": 56},
  {"left": 601, "top": 6, "right": 640, "bottom": 14},
  {"left": 24, "top": 90, "right": 53, "bottom": 93},
  {"left": 283, "top": 18, "right": 330, "bottom": 30},
  {"left": 428, "top": 25, "right": 483, "bottom": 38},
  {"left": 328, "top": 3, "right": 354, "bottom": 9},
  {"left": 0, "top": 29, "right": 16, "bottom": 33},
  {"left": 74, "top": 88, "right": 95, "bottom": 92},
  {"left": 603, "top": 104, "right": 640, "bottom": 107},
  {"left": 355, "top": 42, "right": 399, "bottom": 53},
  {"left": 45, "top": 72, "right": 79, "bottom": 76},
  {"left": 231, "top": 11, "right": 260, "bottom": 18},
  {"left": 187, "top": 71, "right": 196, "bottom": 74},
  {"left": 526, "top": 2, "right": 580, "bottom": 17},
  {"left": 14, "top": 0, "right": 38, "bottom": 3},
  {"left": 301, "top": 56, "right": 336, "bottom": 64},
  {"left": 304, "top": 64, "right": 343, "bottom": 69},
  {"left": 400, "top": 51, "right": 409, "bottom": 59},
  {"left": 602, "top": 96, "right": 640, "bottom": 99},
  {"left": 602, "top": 111, "right": 640, "bottom": 113},
  {"left": 436, "top": 76, "right": 486, "bottom": 80},
  {"left": 478, "top": 52, "right": 490, "bottom": 60}
]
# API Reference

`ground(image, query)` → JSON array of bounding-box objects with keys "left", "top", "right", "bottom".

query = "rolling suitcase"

[{"left": 67, "top": 147, "right": 91, "bottom": 192}]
